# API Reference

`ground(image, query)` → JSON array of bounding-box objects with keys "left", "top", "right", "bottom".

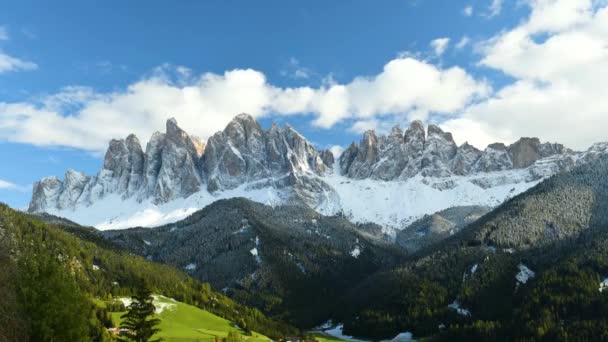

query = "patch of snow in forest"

[
  {"left": 516, "top": 264, "right": 535, "bottom": 284},
  {"left": 471, "top": 264, "right": 478, "bottom": 275},
  {"left": 322, "top": 323, "right": 415, "bottom": 342},
  {"left": 448, "top": 300, "right": 471, "bottom": 316},
  {"left": 599, "top": 278, "right": 608, "bottom": 292},
  {"left": 118, "top": 298, "right": 132, "bottom": 307}
]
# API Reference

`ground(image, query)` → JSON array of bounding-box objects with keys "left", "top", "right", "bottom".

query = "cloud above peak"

[
  {"left": 444, "top": 0, "right": 608, "bottom": 150},
  {"left": 0, "top": 56, "right": 489, "bottom": 152}
]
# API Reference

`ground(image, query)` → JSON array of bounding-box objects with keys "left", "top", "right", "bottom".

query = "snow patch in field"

[
  {"left": 118, "top": 295, "right": 176, "bottom": 314},
  {"left": 118, "top": 298, "right": 132, "bottom": 307},
  {"left": 516, "top": 264, "right": 535, "bottom": 284},
  {"left": 321, "top": 322, "right": 415, "bottom": 341},
  {"left": 323, "top": 324, "right": 368, "bottom": 342},
  {"left": 152, "top": 295, "right": 176, "bottom": 314},
  {"left": 386, "top": 332, "right": 415, "bottom": 341}
]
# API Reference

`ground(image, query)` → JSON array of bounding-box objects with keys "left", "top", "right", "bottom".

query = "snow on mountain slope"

[
  {"left": 46, "top": 165, "right": 538, "bottom": 232},
  {"left": 29, "top": 114, "right": 608, "bottom": 232},
  {"left": 46, "top": 183, "right": 287, "bottom": 230},
  {"left": 316, "top": 169, "right": 540, "bottom": 236}
]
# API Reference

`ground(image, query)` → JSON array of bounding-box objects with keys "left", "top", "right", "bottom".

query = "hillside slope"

[
  {"left": 105, "top": 295, "right": 271, "bottom": 342},
  {"left": 102, "top": 198, "right": 406, "bottom": 328},
  {"left": 332, "top": 156, "right": 608, "bottom": 340},
  {"left": 0, "top": 203, "right": 297, "bottom": 341}
]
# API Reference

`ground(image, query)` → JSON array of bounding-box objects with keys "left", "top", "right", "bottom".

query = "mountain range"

[
  {"left": 11, "top": 112, "right": 608, "bottom": 340},
  {"left": 28, "top": 113, "right": 608, "bottom": 234}
]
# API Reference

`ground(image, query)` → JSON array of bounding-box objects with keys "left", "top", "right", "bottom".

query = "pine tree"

[{"left": 118, "top": 280, "right": 162, "bottom": 342}]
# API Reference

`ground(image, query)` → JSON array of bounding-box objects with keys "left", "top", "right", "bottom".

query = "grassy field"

[
  {"left": 311, "top": 333, "right": 346, "bottom": 342},
  {"left": 104, "top": 295, "right": 271, "bottom": 342}
]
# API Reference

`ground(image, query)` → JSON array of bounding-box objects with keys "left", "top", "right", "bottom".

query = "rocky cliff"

[
  {"left": 339, "top": 120, "right": 573, "bottom": 181},
  {"left": 29, "top": 114, "right": 334, "bottom": 213},
  {"left": 28, "top": 114, "right": 608, "bottom": 232}
]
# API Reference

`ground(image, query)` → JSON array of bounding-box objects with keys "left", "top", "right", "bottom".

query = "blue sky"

[{"left": 1, "top": 0, "right": 607, "bottom": 208}]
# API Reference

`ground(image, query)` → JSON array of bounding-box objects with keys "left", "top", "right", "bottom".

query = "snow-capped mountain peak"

[{"left": 29, "top": 114, "right": 608, "bottom": 232}]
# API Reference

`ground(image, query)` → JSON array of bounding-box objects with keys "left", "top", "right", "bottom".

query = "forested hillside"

[
  {"left": 333, "top": 156, "right": 608, "bottom": 340},
  {"left": 0, "top": 204, "right": 297, "bottom": 341},
  {"left": 103, "top": 198, "right": 406, "bottom": 328}
]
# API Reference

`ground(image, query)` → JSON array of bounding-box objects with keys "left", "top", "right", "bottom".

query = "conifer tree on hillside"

[{"left": 118, "top": 280, "right": 162, "bottom": 342}]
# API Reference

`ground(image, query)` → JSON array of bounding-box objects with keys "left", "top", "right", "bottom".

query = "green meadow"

[{"left": 104, "top": 295, "right": 271, "bottom": 342}]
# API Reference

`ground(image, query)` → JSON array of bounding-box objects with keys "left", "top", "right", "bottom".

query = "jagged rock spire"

[{"left": 339, "top": 120, "right": 570, "bottom": 180}]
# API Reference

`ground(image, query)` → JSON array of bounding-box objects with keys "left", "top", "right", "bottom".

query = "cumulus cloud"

[
  {"left": 430, "top": 38, "right": 450, "bottom": 56},
  {"left": 443, "top": 0, "right": 608, "bottom": 150},
  {"left": 0, "top": 57, "right": 488, "bottom": 152}
]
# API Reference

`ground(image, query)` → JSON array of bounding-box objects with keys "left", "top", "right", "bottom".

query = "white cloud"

[
  {"left": 463, "top": 5, "right": 474, "bottom": 16},
  {"left": 484, "top": 0, "right": 504, "bottom": 18},
  {"left": 456, "top": 36, "right": 472, "bottom": 49},
  {"left": 444, "top": 0, "right": 608, "bottom": 150},
  {"left": 0, "top": 57, "right": 488, "bottom": 152},
  {"left": 0, "top": 179, "right": 17, "bottom": 189},
  {"left": 0, "top": 26, "right": 8, "bottom": 40},
  {"left": 430, "top": 37, "right": 450, "bottom": 56},
  {"left": 0, "top": 179, "right": 29, "bottom": 192},
  {"left": 0, "top": 25, "right": 37, "bottom": 73},
  {"left": 0, "top": 52, "right": 37, "bottom": 73}
]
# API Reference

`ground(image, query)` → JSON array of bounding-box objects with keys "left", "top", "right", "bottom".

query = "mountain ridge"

[{"left": 28, "top": 113, "right": 608, "bottom": 231}]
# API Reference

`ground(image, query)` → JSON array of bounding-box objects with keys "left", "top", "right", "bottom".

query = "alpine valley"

[{"left": 11, "top": 113, "right": 608, "bottom": 341}]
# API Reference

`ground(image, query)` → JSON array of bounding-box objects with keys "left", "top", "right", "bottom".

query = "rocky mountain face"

[
  {"left": 28, "top": 114, "right": 608, "bottom": 233},
  {"left": 395, "top": 205, "right": 491, "bottom": 254},
  {"left": 339, "top": 121, "right": 572, "bottom": 180},
  {"left": 28, "top": 114, "right": 334, "bottom": 212}
]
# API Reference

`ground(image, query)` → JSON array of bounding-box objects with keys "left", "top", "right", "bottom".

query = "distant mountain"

[
  {"left": 28, "top": 113, "right": 608, "bottom": 232},
  {"left": 396, "top": 205, "right": 491, "bottom": 254},
  {"left": 102, "top": 198, "right": 405, "bottom": 328}
]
